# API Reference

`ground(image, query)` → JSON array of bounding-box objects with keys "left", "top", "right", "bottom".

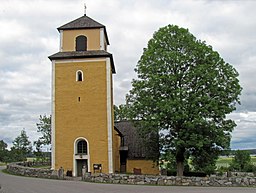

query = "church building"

[{"left": 49, "top": 13, "right": 158, "bottom": 176}]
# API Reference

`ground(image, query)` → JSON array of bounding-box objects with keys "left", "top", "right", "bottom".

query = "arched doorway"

[{"left": 74, "top": 137, "right": 90, "bottom": 176}]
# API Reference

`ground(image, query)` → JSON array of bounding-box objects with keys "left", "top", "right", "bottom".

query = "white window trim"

[{"left": 76, "top": 70, "right": 84, "bottom": 82}]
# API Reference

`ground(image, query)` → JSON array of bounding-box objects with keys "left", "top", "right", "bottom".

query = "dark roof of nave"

[
  {"left": 57, "top": 15, "right": 110, "bottom": 45},
  {"left": 114, "top": 121, "right": 159, "bottom": 160},
  {"left": 114, "top": 121, "right": 146, "bottom": 159},
  {"left": 48, "top": 50, "right": 115, "bottom": 73}
]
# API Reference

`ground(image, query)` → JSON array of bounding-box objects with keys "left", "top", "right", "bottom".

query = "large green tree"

[
  {"left": 127, "top": 25, "right": 242, "bottom": 176},
  {"left": 34, "top": 115, "right": 51, "bottom": 160},
  {"left": 11, "top": 129, "right": 32, "bottom": 161}
]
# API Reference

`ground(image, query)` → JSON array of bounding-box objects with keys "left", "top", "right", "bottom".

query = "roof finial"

[{"left": 84, "top": 3, "right": 87, "bottom": 16}]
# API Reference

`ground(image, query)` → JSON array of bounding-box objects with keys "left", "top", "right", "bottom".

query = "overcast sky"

[{"left": 0, "top": 0, "right": 255, "bottom": 150}]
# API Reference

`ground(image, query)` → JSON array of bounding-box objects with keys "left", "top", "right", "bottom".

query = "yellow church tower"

[{"left": 49, "top": 12, "right": 116, "bottom": 176}]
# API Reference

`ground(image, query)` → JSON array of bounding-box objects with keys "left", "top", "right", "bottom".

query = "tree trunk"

[
  {"left": 176, "top": 147, "right": 185, "bottom": 176},
  {"left": 176, "top": 161, "right": 184, "bottom": 176}
]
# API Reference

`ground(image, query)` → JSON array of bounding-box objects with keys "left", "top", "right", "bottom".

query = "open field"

[{"left": 216, "top": 156, "right": 256, "bottom": 168}]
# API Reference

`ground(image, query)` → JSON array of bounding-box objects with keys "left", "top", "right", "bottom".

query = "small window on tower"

[
  {"left": 76, "top": 70, "right": 83, "bottom": 82},
  {"left": 76, "top": 35, "right": 87, "bottom": 51}
]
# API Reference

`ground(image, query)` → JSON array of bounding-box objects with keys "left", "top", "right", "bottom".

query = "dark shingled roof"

[
  {"left": 115, "top": 121, "right": 147, "bottom": 159},
  {"left": 57, "top": 15, "right": 109, "bottom": 45},
  {"left": 48, "top": 50, "right": 116, "bottom": 73}
]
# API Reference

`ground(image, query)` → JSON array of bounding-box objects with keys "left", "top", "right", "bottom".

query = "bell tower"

[{"left": 49, "top": 13, "right": 115, "bottom": 176}]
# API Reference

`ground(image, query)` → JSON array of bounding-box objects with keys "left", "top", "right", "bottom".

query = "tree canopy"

[
  {"left": 11, "top": 129, "right": 32, "bottom": 161},
  {"left": 114, "top": 104, "right": 129, "bottom": 121},
  {"left": 127, "top": 25, "right": 242, "bottom": 176},
  {"left": 34, "top": 115, "right": 51, "bottom": 147},
  {"left": 230, "top": 150, "right": 255, "bottom": 172},
  {"left": 0, "top": 140, "right": 7, "bottom": 151},
  {"left": 0, "top": 140, "right": 8, "bottom": 163}
]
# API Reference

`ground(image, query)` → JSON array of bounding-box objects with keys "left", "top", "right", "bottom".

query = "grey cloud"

[
  {"left": 0, "top": 110, "right": 12, "bottom": 124},
  {"left": 232, "top": 140, "right": 256, "bottom": 150},
  {"left": 230, "top": 111, "right": 256, "bottom": 149},
  {"left": 238, "top": 95, "right": 256, "bottom": 112}
]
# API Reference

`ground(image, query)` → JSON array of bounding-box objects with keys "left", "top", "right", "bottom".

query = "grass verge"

[{"left": 0, "top": 162, "right": 6, "bottom": 166}]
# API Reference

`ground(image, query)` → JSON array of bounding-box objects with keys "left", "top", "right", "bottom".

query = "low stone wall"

[
  {"left": 7, "top": 162, "right": 76, "bottom": 180},
  {"left": 84, "top": 173, "right": 256, "bottom": 187},
  {"left": 6, "top": 163, "right": 256, "bottom": 187},
  {"left": 7, "top": 162, "right": 55, "bottom": 179}
]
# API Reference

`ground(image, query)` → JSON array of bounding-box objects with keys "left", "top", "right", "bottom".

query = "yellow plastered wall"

[
  {"left": 62, "top": 29, "right": 100, "bottom": 51},
  {"left": 54, "top": 59, "right": 111, "bottom": 173},
  {"left": 112, "top": 130, "right": 121, "bottom": 173},
  {"left": 126, "top": 160, "right": 159, "bottom": 175}
]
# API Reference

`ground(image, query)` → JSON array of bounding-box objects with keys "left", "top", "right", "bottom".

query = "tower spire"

[{"left": 84, "top": 3, "right": 87, "bottom": 16}]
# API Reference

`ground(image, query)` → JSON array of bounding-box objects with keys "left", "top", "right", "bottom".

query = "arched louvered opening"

[{"left": 76, "top": 35, "right": 87, "bottom": 51}]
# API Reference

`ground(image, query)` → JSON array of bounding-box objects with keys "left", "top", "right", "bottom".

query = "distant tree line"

[
  {"left": 0, "top": 130, "right": 32, "bottom": 163},
  {"left": 0, "top": 115, "right": 51, "bottom": 163},
  {"left": 220, "top": 149, "right": 256, "bottom": 156}
]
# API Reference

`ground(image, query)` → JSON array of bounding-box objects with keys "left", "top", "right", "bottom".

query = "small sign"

[{"left": 93, "top": 164, "right": 102, "bottom": 173}]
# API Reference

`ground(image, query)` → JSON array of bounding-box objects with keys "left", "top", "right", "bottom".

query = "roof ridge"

[{"left": 57, "top": 15, "right": 105, "bottom": 31}]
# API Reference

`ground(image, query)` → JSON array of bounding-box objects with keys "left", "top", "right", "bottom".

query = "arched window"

[
  {"left": 77, "top": 140, "right": 87, "bottom": 154},
  {"left": 76, "top": 70, "right": 83, "bottom": 81},
  {"left": 76, "top": 35, "right": 87, "bottom": 51}
]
